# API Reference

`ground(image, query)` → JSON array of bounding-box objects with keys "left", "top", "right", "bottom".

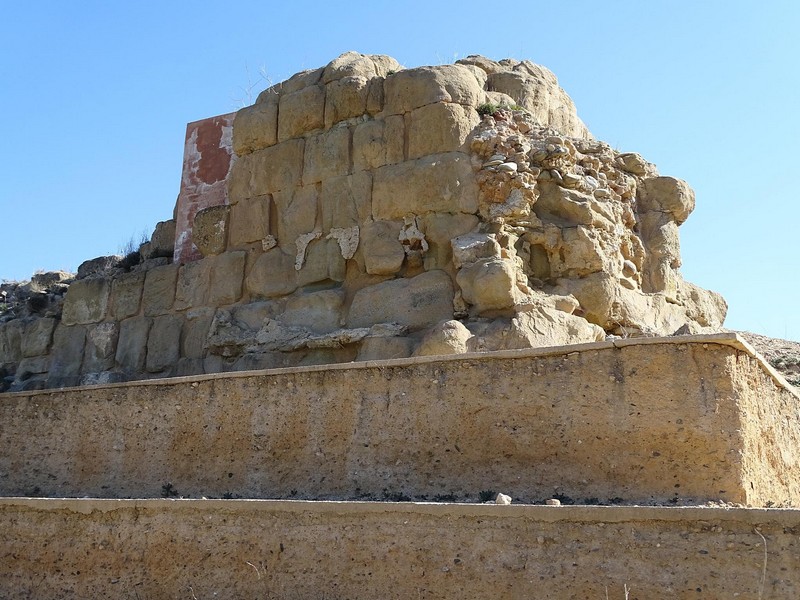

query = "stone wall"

[{"left": 0, "top": 52, "right": 727, "bottom": 391}]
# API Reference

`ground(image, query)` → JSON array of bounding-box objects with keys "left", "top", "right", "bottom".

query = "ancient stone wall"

[{"left": 0, "top": 52, "right": 726, "bottom": 391}]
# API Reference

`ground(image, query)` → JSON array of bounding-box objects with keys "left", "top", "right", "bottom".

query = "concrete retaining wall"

[{"left": 1, "top": 334, "right": 798, "bottom": 506}]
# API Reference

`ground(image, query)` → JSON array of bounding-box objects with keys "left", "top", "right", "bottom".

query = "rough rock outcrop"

[{"left": 0, "top": 52, "right": 725, "bottom": 391}]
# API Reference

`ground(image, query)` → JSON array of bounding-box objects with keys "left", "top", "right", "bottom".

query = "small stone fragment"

[
  {"left": 545, "top": 498, "right": 561, "bottom": 506},
  {"left": 495, "top": 493, "right": 512, "bottom": 505}
]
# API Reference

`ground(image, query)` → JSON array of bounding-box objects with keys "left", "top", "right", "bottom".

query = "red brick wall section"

[{"left": 173, "top": 113, "right": 236, "bottom": 264}]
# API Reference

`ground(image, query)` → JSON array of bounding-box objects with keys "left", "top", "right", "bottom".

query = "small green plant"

[
  {"left": 478, "top": 489, "right": 496, "bottom": 502},
  {"left": 477, "top": 102, "right": 499, "bottom": 117},
  {"left": 161, "top": 482, "right": 179, "bottom": 498}
]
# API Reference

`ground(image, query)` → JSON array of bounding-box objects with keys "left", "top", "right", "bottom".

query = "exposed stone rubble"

[{"left": 0, "top": 52, "right": 728, "bottom": 391}]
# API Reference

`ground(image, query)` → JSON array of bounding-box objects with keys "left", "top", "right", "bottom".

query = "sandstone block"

[
  {"left": 361, "top": 220, "right": 405, "bottom": 275},
  {"left": 373, "top": 153, "right": 479, "bottom": 219},
  {"left": 192, "top": 205, "right": 230, "bottom": 257},
  {"left": 325, "top": 76, "right": 369, "bottom": 128},
  {"left": 303, "top": 126, "right": 351, "bottom": 186},
  {"left": 281, "top": 289, "right": 345, "bottom": 333},
  {"left": 233, "top": 96, "right": 278, "bottom": 156},
  {"left": 61, "top": 278, "right": 110, "bottom": 326},
  {"left": 142, "top": 264, "right": 179, "bottom": 317},
  {"left": 49, "top": 324, "right": 86, "bottom": 385},
  {"left": 273, "top": 185, "right": 319, "bottom": 254},
  {"left": 321, "top": 172, "right": 371, "bottom": 231},
  {"left": 0, "top": 320, "right": 24, "bottom": 364},
  {"left": 278, "top": 85, "right": 325, "bottom": 142},
  {"left": 17, "top": 356, "right": 50, "bottom": 378},
  {"left": 366, "top": 77, "right": 385, "bottom": 115},
  {"left": 406, "top": 102, "right": 479, "bottom": 160},
  {"left": 383, "top": 65, "right": 483, "bottom": 115},
  {"left": 146, "top": 314, "right": 183, "bottom": 373},
  {"left": 352, "top": 119, "right": 396, "bottom": 171},
  {"left": 146, "top": 220, "right": 176, "bottom": 259},
  {"left": 229, "top": 195, "right": 270, "bottom": 248},
  {"left": 181, "top": 308, "right": 215, "bottom": 360},
  {"left": 413, "top": 319, "right": 472, "bottom": 356},
  {"left": 421, "top": 213, "right": 479, "bottom": 271},
  {"left": 174, "top": 259, "right": 212, "bottom": 311},
  {"left": 173, "top": 357, "right": 205, "bottom": 377},
  {"left": 245, "top": 249, "right": 298, "bottom": 299},
  {"left": 249, "top": 139, "right": 305, "bottom": 194},
  {"left": 322, "top": 51, "right": 381, "bottom": 83},
  {"left": 355, "top": 336, "right": 415, "bottom": 361},
  {"left": 347, "top": 270, "right": 454, "bottom": 330},
  {"left": 258, "top": 67, "right": 323, "bottom": 99},
  {"left": 227, "top": 151, "right": 255, "bottom": 204},
  {"left": 83, "top": 322, "right": 119, "bottom": 373},
  {"left": 456, "top": 257, "right": 519, "bottom": 313},
  {"left": 638, "top": 176, "right": 695, "bottom": 225},
  {"left": 208, "top": 251, "right": 246, "bottom": 306},
  {"left": 680, "top": 280, "right": 728, "bottom": 329},
  {"left": 115, "top": 316, "right": 152, "bottom": 373},
  {"left": 21, "top": 317, "right": 56, "bottom": 358},
  {"left": 232, "top": 300, "right": 285, "bottom": 330},
  {"left": 296, "top": 239, "right": 346, "bottom": 287}
]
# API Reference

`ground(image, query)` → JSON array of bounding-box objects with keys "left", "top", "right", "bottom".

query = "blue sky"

[{"left": 1, "top": 1, "right": 798, "bottom": 340}]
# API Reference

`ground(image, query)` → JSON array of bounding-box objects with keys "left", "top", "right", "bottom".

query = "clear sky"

[{"left": 1, "top": 1, "right": 798, "bottom": 340}]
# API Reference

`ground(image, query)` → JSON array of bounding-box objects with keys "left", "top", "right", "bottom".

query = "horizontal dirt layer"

[
  {"left": 1, "top": 498, "right": 799, "bottom": 599},
  {"left": 1, "top": 334, "right": 798, "bottom": 506}
]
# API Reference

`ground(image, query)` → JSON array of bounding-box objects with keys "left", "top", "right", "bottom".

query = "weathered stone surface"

[
  {"left": 296, "top": 239, "right": 346, "bottom": 287},
  {"left": 115, "top": 316, "right": 152, "bottom": 373},
  {"left": 21, "top": 317, "right": 55, "bottom": 358},
  {"left": 361, "top": 220, "right": 405, "bottom": 275},
  {"left": 228, "top": 195, "right": 270, "bottom": 248},
  {"left": 207, "top": 251, "right": 246, "bottom": 306},
  {"left": 232, "top": 96, "right": 278, "bottom": 156},
  {"left": 273, "top": 185, "right": 319, "bottom": 254},
  {"left": 61, "top": 279, "right": 110, "bottom": 326},
  {"left": 192, "top": 205, "right": 229, "bottom": 257},
  {"left": 109, "top": 271, "right": 145, "bottom": 320},
  {"left": 373, "top": 153, "right": 479, "bottom": 219},
  {"left": 457, "top": 257, "right": 520, "bottom": 313},
  {"left": 320, "top": 172, "right": 371, "bottom": 231},
  {"left": 0, "top": 320, "right": 23, "bottom": 364},
  {"left": 413, "top": 319, "right": 472, "bottom": 356},
  {"left": 174, "top": 259, "right": 211, "bottom": 311},
  {"left": 48, "top": 324, "right": 86, "bottom": 386},
  {"left": 352, "top": 118, "right": 404, "bottom": 171},
  {"left": 356, "top": 336, "right": 415, "bottom": 361},
  {"left": 420, "top": 213, "right": 479, "bottom": 272},
  {"left": 76, "top": 255, "right": 120, "bottom": 280},
  {"left": 145, "top": 220, "right": 176, "bottom": 259},
  {"left": 258, "top": 67, "right": 322, "bottom": 99},
  {"left": 406, "top": 102, "right": 479, "bottom": 160},
  {"left": 325, "top": 76, "right": 369, "bottom": 128},
  {"left": 347, "top": 270, "right": 454, "bottom": 330},
  {"left": 180, "top": 308, "right": 215, "bottom": 360},
  {"left": 303, "top": 126, "right": 351, "bottom": 185},
  {"left": 146, "top": 314, "right": 183, "bottom": 373},
  {"left": 249, "top": 138, "right": 305, "bottom": 195},
  {"left": 278, "top": 85, "right": 325, "bottom": 142},
  {"left": 142, "top": 264, "right": 178, "bottom": 317},
  {"left": 281, "top": 290, "right": 345, "bottom": 333},
  {"left": 245, "top": 249, "right": 298, "bottom": 299},
  {"left": 638, "top": 176, "right": 695, "bottom": 225},
  {"left": 321, "top": 51, "right": 399, "bottom": 83},
  {"left": 384, "top": 64, "right": 483, "bottom": 114},
  {"left": 83, "top": 322, "right": 119, "bottom": 373}
]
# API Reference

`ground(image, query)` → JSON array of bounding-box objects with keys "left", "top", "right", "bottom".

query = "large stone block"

[
  {"left": 321, "top": 51, "right": 382, "bottom": 82},
  {"left": 232, "top": 95, "right": 278, "bottom": 156},
  {"left": 146, "top": 314, "right": 183, "bottom": 373},
  {"left": 0, "top": 320, "right": 24, "bottom": 364},
  {"left": 296, "top": 239, "right": 346, "bottom": 287},
  {"left": 192, "top": 205, "right": 230, "bottom": 257},
  {"left": 208, "top": 251, "right": 246, "bottom": 306},
  {"left": 83, "top": 322, "right": 119, "bottom": 373},
  {"left": 638, "top": 176, "right": 695, "bottom": 225},
  {"left": 320, "top": 172, "right": 371, "bottom": 231},
  {"left": 373, "top": 153, "right": 479, "bottom": 219},
  {"left": 145, "top": 220, "right": 176, "bottom": 259},
  {"left": 49, "top": 324, "right": 86, "bottom": 385},
  {"left": 278, "top": 85, "right": 325, "bottom": 142},
  {"left": 245, "top": 249, "right": 298, "bottom": 299},
  {"left": 383, "top": 65, "right": 483, "bottom": 115},
  {"left": 302, "top": 127, "right": 351, "bottom": 186},
  {"left": 352, "top": 118, "right": 405, "bottom": 171},
  {"left": 281, "top": 289, "right": 345, "bottom": 333},
  {"left": 142, "top": 264, "right": 179, "bottom": 317},
  {"left": 420, "top": 213, "right": 479, "bottom": 271},
  {"left": 21, "top": 317, "right": 56, "bottom": 358},
  {"left": 181, "top": 308, "right": 215, "bottom": 360},
  {"left": 174, "top": 259, "right": 212, "bottom": 311},
  {"left": 110, "top": 271, "right": 145, "bottom": 320},
  {"left": 456, "top": 257, "right": 519, "bottom": 313},
  {"left": 258, "top": 67, "right": 323, "bottom": 100},
  {"left": 249, "top": 139, "right": 305, "bottom": 194},
  {"left": 347, "top": 270, "right": 454, "bottom": 330},
  {"left": 406, "top": 102, "right": 479, "bottom": 160},
  {"left": 61, "top": 279, "right": 110, "bottom": 326},
  {"left": 115, "top": 316, "right": 152, "bottom": 373},
  {"left": 324, "top": 76, "right": 369, "bottom": 128},
  {"left": 273, "top": 185, "right": 319, "bottom": 254},
  {"left": 361, "top": 220, "right": 405, "bottom": 275},
  {"left": 228, "top": 195, "right": 270, "bottom": 248}
]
